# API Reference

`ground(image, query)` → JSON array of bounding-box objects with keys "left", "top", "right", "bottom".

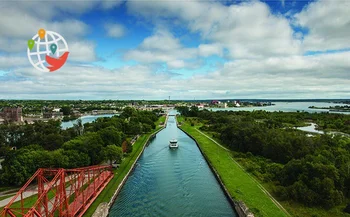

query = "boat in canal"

[
  {"left": 169, "top": 139, "right": 178, "bottom": 149},
  {"left": 110, "top": 114, "right": 236, "bottom": 216}
]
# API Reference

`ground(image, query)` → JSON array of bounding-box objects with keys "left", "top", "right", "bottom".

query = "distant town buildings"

[
  {"left": 43, "top": 111, "right": 63, "bottom": 119},
  {"left": 210, "top": 100, "right": 228, "bottom": 108},
  {"left": 138, "top": 104, "right": 175, "bottom": 111},
  {"left": 0, "top": 107, "right": 23, "bottom": 123},
  {"left": 91, "top": 110, "right": 118, "bottom": 115},
  {"left": 42, "top": 107, "right": 63, "bottom": 119},
  {"left": 196, "top": 103, "right": 205, "bottom": 109}
]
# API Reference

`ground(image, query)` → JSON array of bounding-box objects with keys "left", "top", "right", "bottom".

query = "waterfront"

[
  {"left": 210, "top": 101, "right": 348, "bottom": 114},
  {"left": 109, "top": 113, "right": 236, "bottom": 216},
  {"left": 60, "top": 114, "right": 116, "bottom": 129},
  {"left": 57, "top": 102, "right": 349, "bottom": 129}
]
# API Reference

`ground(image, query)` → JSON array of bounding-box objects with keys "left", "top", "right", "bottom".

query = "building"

[
  {"left": 218, "top": 102, "right": 227, "bottom": 108},
  {"left": 196, "top": 103, "right": 205, "bottom": 109},
  {"left": 0, "top": 107, "right": 23, "bottom": 122},
  {"left": 43, "top": 111, "right": 63, "bottom": 119},
  {"left": 42, "top": 107, "right": 63, "bottom": 119}
]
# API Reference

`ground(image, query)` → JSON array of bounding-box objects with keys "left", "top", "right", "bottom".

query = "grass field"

[
  {"left": 156, "top": 115, "right": 166, "bottom": 127},
  {"left": 0, "top": 190, "right": 56, "bottom": 215},
  {"left": 178, "top": 116, "right": 288, "bottom": 217},
  {"left": 84, "top": 116, "right": 166, "bottom": 216}
]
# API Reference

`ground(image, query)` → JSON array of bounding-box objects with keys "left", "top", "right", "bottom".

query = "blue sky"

[{"left": 0, "top": 0, "right": 349, "bottom": 99}]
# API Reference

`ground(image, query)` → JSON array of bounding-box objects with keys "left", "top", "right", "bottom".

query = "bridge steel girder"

[{"left": 0, "top": 165, "right": 113, "bottom": 217}]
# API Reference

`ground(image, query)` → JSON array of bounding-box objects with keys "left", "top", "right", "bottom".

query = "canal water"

[{"left": 109, "top": 114, "right": 236, "bottom": 216}]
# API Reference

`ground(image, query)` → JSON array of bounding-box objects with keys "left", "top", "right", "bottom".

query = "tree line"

[
  {"left": 177, "top": 107, "right": 350, "bottom": 211},
  {"left": 0, "top": 107, "right": 159, "bottom": 186}
]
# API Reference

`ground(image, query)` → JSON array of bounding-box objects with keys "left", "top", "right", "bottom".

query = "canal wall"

[
  {"left": 92, "top": 118, "right": 167, "bottom": 217},
  {"left": 177, "top": 120, "right": 254, "bottom": 217},
  {"left": 164, "top": 114, "right": 169, "bottom": 128}
]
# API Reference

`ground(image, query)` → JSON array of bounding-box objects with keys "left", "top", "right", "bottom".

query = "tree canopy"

[
  {"left": 0, "top": 107, "right": 159, "bottom": 186},
  {"left": 178, "top": 108, "right": 350, "bottom": 210}
]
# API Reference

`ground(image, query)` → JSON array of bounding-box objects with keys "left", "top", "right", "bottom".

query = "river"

[
  {"left": 109, "top": 113, "right": 237, "bottom": 216},
  {"left": 210, "top": 101, "right": 349, "bottom": 114}
]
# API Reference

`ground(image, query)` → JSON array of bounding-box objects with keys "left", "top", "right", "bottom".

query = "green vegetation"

[
  {"left": 0, "top": 99, "right": 178, "bottom": 115},
  {"left": 309, "top": 105, "right": 350, "bottom": 112},
  {"left": 176, "top": 105, "right": 350, "bottom": 134},
  {"left": 0, "top": 194, "right": 14, "bottom": 202},
  {"left": 177, "top": 107, "right": 350, "bottom": 217},
  {"left": 0, "top": 107, "right": 165, "bottom": 215},
  {"left": 84, "top": 121, "right": 164, "bottom": 216},
  {"left": 178, "top": 116, "right": 288, "bottom": 217},
  {"left": 157, "top": 115, "right": 166, "bottom": 128},
  {"left": 0, "top": 107, "right": 161, "bottom": 186},
  {"left": 0, "top": 188, "right": 58, "bottom": 212},
  {"left": 102, "top": 145, "right": 122, "bottom": 165},
  {"left": 0, "top": 187, "right": 16, "bottom": 192}
]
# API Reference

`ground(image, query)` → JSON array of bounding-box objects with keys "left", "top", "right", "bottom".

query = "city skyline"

[{"left": 0, "top": 0, "right": 349, "bottom": 100}]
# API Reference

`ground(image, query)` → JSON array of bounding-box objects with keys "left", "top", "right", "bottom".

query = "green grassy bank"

[
  {"left": 84, "top": 115, "right": 166, "bottom": 216},
  {"left": 178, "top": 116, "right": 288, "bottom": 217}
]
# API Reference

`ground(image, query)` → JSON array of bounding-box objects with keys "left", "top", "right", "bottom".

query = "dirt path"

[{"left": 195, "top": 128, "right": 291, "bottom": 217}]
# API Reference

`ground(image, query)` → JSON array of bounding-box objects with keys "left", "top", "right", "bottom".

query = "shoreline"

[
  {"left": 176, "top": 115, "right": 254, "bottom": 217},
  {"left": 91, "top": 118, "right": 166, "bottom": 217},
  {"left": 176, "top": 116, "right": 289, "bottom": 217},
  {"left": 177, "top": 125, "right": 250, "bottom": 217},
  {"left": 106, "top": 126, "right": 166, "bottom": 208}
]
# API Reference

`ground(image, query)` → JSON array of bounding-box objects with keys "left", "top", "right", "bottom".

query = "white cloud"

[
  {"left": 294, "top": 0, "right": 350, "bottom": 51},
  {"left": 124, "top": 29, "right": 224, "bottom": 69},
  {"left": 127, "top": 1, "right": 301, "bottom": 59},
  {"left": 1, "top": 51, "right": 350, "bottom": 99},
  {"left": 1, "top": 0, "right": 349, "bottom": 100},
  {"left": 68, "top": 41, "right": 98, "bottom": 62},
  {"left": 140, "top": 30, "right": 181, "bottom": 51},
  {"left": 105, "top": 23, "right": 126, "bottom": 38},
  {"left": 0, "top": 56, "right": 29, "bottom": 69},
  {"left": 100, "top": 0, "right": 124, "bottom": 10},
  {"left": 1, "top": 1, "right": 123, "bottom": 19},
  {"left": 0, "top": 7, "right": 89, "bottom": 45},
  {"left": 1, "top": 63, "right": 176, "bottom": 99},
  {"left": 198, "top": 44, "right": 222, "bottom": 57},
  {"left": 0, "top": 1, "right": 111, "bottom": 63},
  {"left": 167, "top": 60, "right": 185, "bottom": 69},
  {"left": 124, "top": 29, "right": 198, "bottom": 69}
]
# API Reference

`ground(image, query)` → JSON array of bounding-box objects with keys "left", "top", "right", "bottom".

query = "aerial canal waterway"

[{"left": 109, "top": 113, "right": 237, "bottom": 216}]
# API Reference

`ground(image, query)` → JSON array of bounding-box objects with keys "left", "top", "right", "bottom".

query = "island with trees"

[{"left": 309, "top": 105, "right": 350, "bottom": 112}]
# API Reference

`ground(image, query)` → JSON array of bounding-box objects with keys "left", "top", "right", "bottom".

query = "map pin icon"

[
  {"left": 38, "top": 29, "right": 46, "bottom": 39},
  {"left": 28, "top": 39, "right": 35, "bottom": 50},
  {"left": 50, "top": 44, "right": 57, "bottom": 54}
]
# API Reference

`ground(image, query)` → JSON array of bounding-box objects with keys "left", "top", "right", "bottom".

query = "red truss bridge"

[{"left": 1, "top": 165, "right": 113, "bottom": 217}]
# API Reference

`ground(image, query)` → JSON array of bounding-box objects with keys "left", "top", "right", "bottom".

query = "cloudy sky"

[{"left": 0, "top": 0, "right": 349, "bottom": 100}]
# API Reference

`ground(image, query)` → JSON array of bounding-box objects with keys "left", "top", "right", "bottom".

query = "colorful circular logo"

[{"left": 27, "top": 29, "right": 69, "bottom": 72}]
